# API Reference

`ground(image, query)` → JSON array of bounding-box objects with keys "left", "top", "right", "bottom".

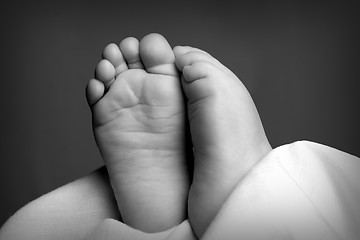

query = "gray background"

[{"left": 1, "top": 1, "right": 359, "bottom": 226}]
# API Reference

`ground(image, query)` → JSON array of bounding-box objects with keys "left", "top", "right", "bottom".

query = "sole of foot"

[
  {"left": 86, "top": 33, "right": 191, "bottom": 232},
  {"left": 174, "top": 45, "right": 272, "bottom": 237}
]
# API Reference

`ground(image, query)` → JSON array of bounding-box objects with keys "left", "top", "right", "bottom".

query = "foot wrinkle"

[
  {"left": 126, "top": 58, "right": 141, "bottom": 64},
  {"left": 115, "top": 63, "right": 128, "bottom": 71},
  {"left": 146, "top": 63, "right": 178, "bottom": 77},
  {"left": 92, "top": 109, "right": 123, "bottom": 128},
  {"left": 128, "top": 62, "right": 144, "bottom": 69}
]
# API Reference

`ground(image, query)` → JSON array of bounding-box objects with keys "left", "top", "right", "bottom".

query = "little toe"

[
  {"left": 139, "top": 33, "right": 178, "bottom": 76},
  {"left": 174, "top": 47, "right": 233, "bottom": 76},
  {"left": 173, "top": 46, "right": 208, "bottom": 56},
  {"left": 181, "top": 61, "right": 224, "bottom": 100},
  {"left": 182, "top": 61, "right": 216, "bottom": 82},
  {"left": 86, "top": 78, "right": 105, "bottom": 106},
  {"left": 119, "top": 37, "right": 144, "bottom": 69},
  {"left": 102, "top": 43, "right": 128, "bottom": 77},
  {"left": 95, "top": 59, "right": 116, "bottom": 89}
]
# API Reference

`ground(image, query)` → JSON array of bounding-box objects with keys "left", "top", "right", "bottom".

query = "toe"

[
  {"left": 102, "top": 43, "right": 128, "bottom": 77},
  {"left": 95, "top": 59, "right": 116, "bottom": 89},
  {"left": 173, "top": 46, "right": 208, "bottom": 56},
  {"left": 181, "top": 61, "right": 222, "bottom": 100},
  {"left": 86, "top": 79, "right": 105, "bottom": 106},
  {"left": 119, "top": 37, "right": 144, "bottom": 69},
  {"left": 139, "top": 33, "right": 178, "bottom": 76},
  {"left": 174, "top": 47, "right": 233, "bottom": 76},
  {"left": 182, "top": 61, "right": 213, "bottom": 82}
]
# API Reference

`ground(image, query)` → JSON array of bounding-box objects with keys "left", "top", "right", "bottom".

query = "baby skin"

[
  {"left": 87, "top": 33, "right": 272, "bottom": 237},
  {"left": 174, "top": 46, "right": 272, "bottom": 236},
  {"left": 86, "top": 34, "right": 191, "bottom": 232}
]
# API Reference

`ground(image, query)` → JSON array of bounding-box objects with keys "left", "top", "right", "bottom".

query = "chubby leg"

[{"left": 174, "top": 46, "right": 272, "bottom": 237}]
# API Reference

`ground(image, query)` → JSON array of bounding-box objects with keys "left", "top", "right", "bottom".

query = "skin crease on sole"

[{"left": 86, "top": 33, "right": 191, "bottom": 233}]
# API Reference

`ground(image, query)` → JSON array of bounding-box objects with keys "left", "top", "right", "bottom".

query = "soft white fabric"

[
  {"left": 1, "top": 141, "right": 359, "bottom": 240},
  {"left": 203, "top": 141, "right": 360, "bottom": 240}
]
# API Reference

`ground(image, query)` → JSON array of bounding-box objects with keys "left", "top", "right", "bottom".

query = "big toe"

[{"left": 139, "top": 33, "right": 178, "bottom": 76}]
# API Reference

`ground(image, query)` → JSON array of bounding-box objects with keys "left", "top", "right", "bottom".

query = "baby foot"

[
  {"left": 174, "top": 46, "right": 272, "bottom": 237},
  {"left": 86, "top": 34, "right": 190, "bottom": 232}
]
